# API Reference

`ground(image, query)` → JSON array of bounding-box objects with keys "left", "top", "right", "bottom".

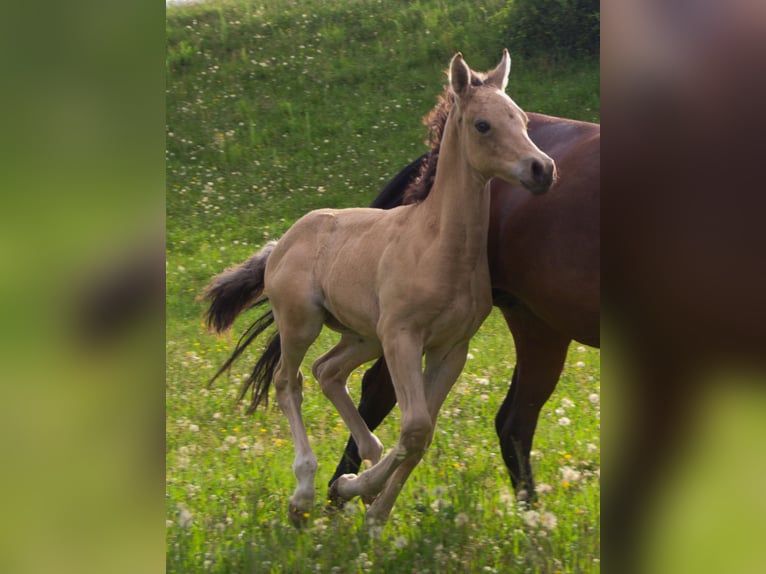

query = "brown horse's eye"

[{"left": 475, "top": 120, "right": 491, "bottom": 133}]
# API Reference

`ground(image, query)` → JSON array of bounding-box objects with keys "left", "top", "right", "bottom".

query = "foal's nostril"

[{"left": 531, "top": 160, "right": 544, "bottom": 182}]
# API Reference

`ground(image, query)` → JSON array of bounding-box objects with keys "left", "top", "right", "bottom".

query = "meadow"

[{"left": 166, "top": 1, "right": 600, "bottom": 572}]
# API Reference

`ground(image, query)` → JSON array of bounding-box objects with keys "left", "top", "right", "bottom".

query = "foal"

[{"left": 203, "top": 51, "right": 555, "bottom": 527}]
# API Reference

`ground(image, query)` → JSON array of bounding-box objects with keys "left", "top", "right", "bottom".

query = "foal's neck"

[{"left": 419, "top": 111, "right": 491, "bottom": 261}]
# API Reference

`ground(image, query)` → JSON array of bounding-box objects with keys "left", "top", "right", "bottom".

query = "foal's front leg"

[
  {"left": 366, "top": 341, "right": 469, "bottom": 525},
  {"left": 330, "top": 332, "right": 430, "bottom": 507}
]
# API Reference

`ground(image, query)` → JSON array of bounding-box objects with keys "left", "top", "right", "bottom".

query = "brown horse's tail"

[{"left": 200, "top": 240, "right": 281, "bottom": 412}]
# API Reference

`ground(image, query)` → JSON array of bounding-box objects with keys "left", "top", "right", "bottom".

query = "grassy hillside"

[{"left": 167, "top": 1, "right": 600, "bottom": 572}]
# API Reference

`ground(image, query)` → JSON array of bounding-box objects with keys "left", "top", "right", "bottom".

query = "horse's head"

[{"left": 449, "top": 50, "right": 556, "bottom": 195}]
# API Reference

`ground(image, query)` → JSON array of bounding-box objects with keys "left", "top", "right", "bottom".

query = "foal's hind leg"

[
  {"left": 328, "top": 358, "right": 398, "bottom": 492},
  {"left": 271, "top": 309, "right": 323, "bottom": 525},
  {"left": 312, "top": 335, "right": 384, "bottom": 472},
  {"left": 496, "top": 306, "right": 569, "bottom": 502}
]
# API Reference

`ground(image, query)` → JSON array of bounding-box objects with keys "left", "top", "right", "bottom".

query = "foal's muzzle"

[{"left": 521, "top": 156, "right": 556, "bottom": 195}]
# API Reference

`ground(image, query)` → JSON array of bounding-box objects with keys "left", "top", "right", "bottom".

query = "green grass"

[{"left": 167, "top": 1, "right": 600, "bottom": 572}]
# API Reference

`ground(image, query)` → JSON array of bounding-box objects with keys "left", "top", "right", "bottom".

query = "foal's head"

[{"left": 448, "top": 51, "right": 556, "bottom": 195}]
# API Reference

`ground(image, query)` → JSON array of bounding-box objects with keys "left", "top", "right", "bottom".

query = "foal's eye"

[{"left": 475, "top": 120, "right": 491, "bottom": 133}]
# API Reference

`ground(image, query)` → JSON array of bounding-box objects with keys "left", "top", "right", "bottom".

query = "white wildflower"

[
  {"left": 540, "top": 512, "right": 558, "bottom": 530},
  {"left": 557, "top": 417, "right": 571, "bottom": 426},
  {"left": 523, "top": 510, "right": 540, "bottom": 528},
  {"left": 454, "top": 512, "right": 469, "bottom": 527},
  {"left": 432, "top": 485, "right": 447, "bottom": 497},
  {"left": 188, "top": 423, "right": 199, "bottom": 432},
  {"left": 561, "top": 397, "right": 575, "bottom": 409},
  {"left": 498, "top": 487, "right": 515, "bottom": 506},
  {"left": 177, "top": 504, "right": 193, "bottom": 529},
  {"left": 588, "top": 393, "right": 600, "bottom": 404},
  {"left": 561, "top": 466, "right": 583, "bottom": 483},
  {"left": 535, "top": 483, "right": 553, "bottom": 494},
  {"left": 394, "top": 535, "right": 408, "bottom": 549}
]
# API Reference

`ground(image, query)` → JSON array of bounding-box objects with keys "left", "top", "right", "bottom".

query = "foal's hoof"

[
  {"left": 287, "top": 504, "right": 311, "bottom": 528},
  {"left": 325, "top": 492, "right": 345, "bottom": 512},
  {"left": 327, "top": 478, "right": 346, "bottom": 508}
]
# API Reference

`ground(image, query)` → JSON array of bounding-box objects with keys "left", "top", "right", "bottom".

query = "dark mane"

[{"left": 403, "top": 71, "right": 487, "bottom": 205}]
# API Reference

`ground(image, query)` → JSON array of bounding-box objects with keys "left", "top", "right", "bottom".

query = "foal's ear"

[
  {"left": 485, "top": 49, "right": 511, "bottom": 92},
  {"left": 449, "top": 52, "right": 472, "bottom": 99}
]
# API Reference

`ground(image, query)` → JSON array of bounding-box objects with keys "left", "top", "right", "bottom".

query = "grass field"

[{"left": 166, "top": 1, "right": 600, "bottom": 572}]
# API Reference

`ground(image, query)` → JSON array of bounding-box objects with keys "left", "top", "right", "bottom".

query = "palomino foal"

[{"left": 203, "top": 51, "right": 555, "bottom": 527}]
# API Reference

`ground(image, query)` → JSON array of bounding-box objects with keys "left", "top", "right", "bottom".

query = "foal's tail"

[
  {"left": 200, "top": 240, "right": 282, "bottom": 413},
  {"left": 201, "top": 240, "right": 277, "bottom": 333}
]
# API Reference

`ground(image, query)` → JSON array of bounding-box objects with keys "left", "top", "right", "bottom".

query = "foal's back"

[{"left": 264, "top": 195, "right": 488, "bottom": 343}]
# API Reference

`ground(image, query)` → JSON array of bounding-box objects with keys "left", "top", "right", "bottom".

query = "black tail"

[
  {"left": 207, "top": 299, "right": 281, "bottom": 413},
  {"left": 201, "top": 241, "right": 281, "bottom": 412},
  {"left": 200, "top": 241, "right": 276, "bottom": 333},
  {"left": 369, "top": 154, "right": 427, "bottom": 209}
]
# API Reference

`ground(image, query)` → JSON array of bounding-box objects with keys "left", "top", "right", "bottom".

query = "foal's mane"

[{"left": 403, "top": 71, "right": 487, "bottom": 205}]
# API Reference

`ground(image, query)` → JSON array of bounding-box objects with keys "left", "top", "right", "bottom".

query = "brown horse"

[
  {"left": 329, "top": 105, "right": 600, "bottom": 503},
  {"left": 202, "top": 52, "right": 555, "bottom": 527}
]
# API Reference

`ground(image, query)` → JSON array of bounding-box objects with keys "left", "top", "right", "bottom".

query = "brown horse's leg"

[
  {"left": 328, "top": 358, "right": 398, "bottom": 489},
  {"left": 497, "top": 305, "right": 570, "bottom": 502},
  {"left": 604, "top": 348, "right": 696, "bottom": 574}
]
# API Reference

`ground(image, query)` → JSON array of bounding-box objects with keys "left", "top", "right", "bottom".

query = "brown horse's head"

[{"left": 448, "top": 51, "right": 556, "bottom": 195}]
